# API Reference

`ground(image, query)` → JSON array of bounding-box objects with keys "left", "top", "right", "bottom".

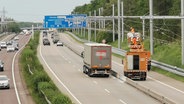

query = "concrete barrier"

[{"left": 125, "top": 78, "right": 176, "bottom": 104}]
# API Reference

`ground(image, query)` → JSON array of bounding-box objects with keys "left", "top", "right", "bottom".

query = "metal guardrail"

[
  {"left": 27, "top": 64, "right": 33, "bottom": 75},
  {"left": 66, "top": 31, "right": 184, "bottom": 77},
  {"left": 41, "top": 90, "right": 52, "bottom": 104},
  {"left": 151, "top": 60, "right": 184, "bottom": 76}
]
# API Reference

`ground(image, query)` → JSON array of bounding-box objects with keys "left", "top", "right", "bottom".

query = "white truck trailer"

[{"left": 83, "top": 43, "right": 112, "bottom": 77}]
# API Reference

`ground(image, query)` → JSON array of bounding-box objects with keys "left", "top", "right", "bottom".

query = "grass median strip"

[{"left": 20, "top": 31, "right": 72, "bottom": 104}]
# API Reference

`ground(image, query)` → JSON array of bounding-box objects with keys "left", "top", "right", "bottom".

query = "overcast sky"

[{"left": 0, "top": 0, "right": 91, "bottom": 22}]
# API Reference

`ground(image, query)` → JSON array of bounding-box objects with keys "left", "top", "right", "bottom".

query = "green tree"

[{"left": 72, "top": 0, "right": 181, "bottom": 42}]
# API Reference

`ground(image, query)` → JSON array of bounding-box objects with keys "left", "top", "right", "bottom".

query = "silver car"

[
  {"left": 0, "top": 75, "right": 10, "bottom": 89},
  {"left": 7, "top": 45, "right": 15, "bottom": 52},
  {"left": 0, "top": 41, "right": 7, "bottom": 48},
  {"left": 56, "top": 41, "right": 63, "bottom": 46}
]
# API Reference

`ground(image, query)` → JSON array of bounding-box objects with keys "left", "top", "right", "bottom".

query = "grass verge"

[
  {"left": 152, "top": 67, "right": 184, "bottom": 83},
  {"left": 20, "top": 31, "right": 72, "bottom": 104}
]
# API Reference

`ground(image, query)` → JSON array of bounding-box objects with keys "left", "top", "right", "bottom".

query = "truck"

[
  {"left": 83, "top": 43, "right": 112, "bottom": 77},
  {"left": 123, "top": 27, "right": 151, "bottom": 80},
  {"left": 52, "top": 34, "right": 60, "bottom": 44}
]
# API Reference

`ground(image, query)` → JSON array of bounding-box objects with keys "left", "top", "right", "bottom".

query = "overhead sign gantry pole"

[
  {"left": 181, "top": 0, "right": 184, "bottom": 64},
  {"left": 149, "top": 0, "right": 154, "bottom": 55},
  {"left": 118, "top": 0, "right": 121, "bottom": 49}
]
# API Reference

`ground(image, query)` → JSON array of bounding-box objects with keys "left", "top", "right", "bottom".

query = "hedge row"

[{"left": 20, "top": 31, "right": 72, "bottom": 104}]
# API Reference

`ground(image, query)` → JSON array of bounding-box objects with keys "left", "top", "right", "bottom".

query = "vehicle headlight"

[{"left": 0, "top": 65, "right": 3, "bottom": 67}]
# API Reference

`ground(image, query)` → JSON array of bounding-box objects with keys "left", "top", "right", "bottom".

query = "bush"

[
  {"left": 38, "top": 82, "right": 56, "bottom": 91},
  {"left": 20, "top": 31, "right": 72, "bottom": 104},
  {"left": 43, "top": 89, "right": 72, "bottom": 104},
  {"left": 32, "top": 71, "right": 50, "bottom": 91},
  {"left": 52, "top": 94, "right": 72, "bottom": 104}
]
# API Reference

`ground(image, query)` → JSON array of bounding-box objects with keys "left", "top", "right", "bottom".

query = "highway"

[
  {"left": 38, "top": 32, "right": 160, "bottom": 104},
  {"left": 61, "top": 32, "right": 184, "bottom": 104},
  {"left": 0, "top": 34, "right": 34, "bottom": 104}
]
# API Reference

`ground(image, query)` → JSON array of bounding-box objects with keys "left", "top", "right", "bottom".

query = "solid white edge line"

[
  {"left": 39, "top": 44, "right": 82, "bottom": 104},
  {"left": 148, "top": 76, "right": 184, "bottom": 94},
  {"left": 12, "top": 36, "right": 30, "bottom": 104}
]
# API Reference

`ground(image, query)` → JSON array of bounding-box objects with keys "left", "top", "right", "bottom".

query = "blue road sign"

[{"left": 44, "top": 14, "right": 87, "bottom": 28}]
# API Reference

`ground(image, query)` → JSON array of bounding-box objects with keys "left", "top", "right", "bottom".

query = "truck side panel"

[{"left": 84, "top": 44, "right": 91, "bottom": 67}]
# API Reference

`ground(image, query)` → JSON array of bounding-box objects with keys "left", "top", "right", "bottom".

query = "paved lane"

[
  {"left": 38, "top": 32, "right": 160, "bottom": 104},
  {"left": 0, "top": 34, "right": 34, "bottom": 104},
  {"left": 61, "top": 32, "right": 184, "bottom": 104}
]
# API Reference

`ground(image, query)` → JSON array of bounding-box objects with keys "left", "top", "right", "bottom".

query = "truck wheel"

[
  {"left": 83, "top": 65, "right": 86, "bottom": 74},
  {"left": 124, "top": 72, "right": 127, "bottom": 77},
  {"left": 143, "top": 77, "right": 146, "bottom": 81},
  {"left": 87, "top": 69, "right": 92, "bottom": 77},
  {"left": 105, "top": 74, "right": 109, "bottom": 77}
]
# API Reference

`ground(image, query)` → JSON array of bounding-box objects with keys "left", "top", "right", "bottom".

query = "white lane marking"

[
  {"left": 12, "top": 36, "right": 30, "bottom": 104},
  {"left": 93, "top": 81, "right": 98, "bottom": 84},
  {"left": 40, "top": 45, "right": 82, "bottom": 104},
  {"left": 119, "top": 99, "right": 127, "bottom": 104},
  {"left": 105, "top": 89, "right": 110, "bottom": 94},
  {"left": 148, "top": 76, "right": 184, "bottom": 94},
  {"left": 62, "top": 56, "right": 67, "bottom": 60}
]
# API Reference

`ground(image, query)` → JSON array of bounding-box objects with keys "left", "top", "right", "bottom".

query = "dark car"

[
  {"left": 52, "top": 35, "right": 60, "bottom": 44},
  {"left": 43, "top": 38, "right": 50, "bottom": 45},
  {"left": 51, "top": 33, "right": 54, "bottom": 39},
  {"left": 53, "top": 38, "right": 59, "bottom": 44},
  {"left": 0, "top": 60, "right": 4, "bottom": 71},
  {"left": 42, "top": 31, "right": 48, "bottom": 37}
]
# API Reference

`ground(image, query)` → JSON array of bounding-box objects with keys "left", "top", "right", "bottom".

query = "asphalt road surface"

[
  {"left": 38, "top": 32, "right": 160, "bottom": 104},
  {"left": 0, "top": 34, "right": 34, "bottom": 104},
  {"left": 60, "top": 32, "right": 184, "bottom": 104}
]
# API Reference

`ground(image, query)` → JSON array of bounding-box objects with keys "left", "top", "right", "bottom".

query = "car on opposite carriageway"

[
  {"left": 0, "top": 75, "right": 10, "bottom": 89},
  {"left": 0, "top": 42, "right": 7, "bottom": 48},
  {"left": 0, "top": 60, "right": 4, "bottom": 71},
  {"left": 7, "top": 45, "right": 15, "bottom": 52}
]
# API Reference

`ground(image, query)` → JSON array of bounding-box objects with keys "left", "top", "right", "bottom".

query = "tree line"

[{"left": 72, "top": 0, "right": 181, "bottom": 42}]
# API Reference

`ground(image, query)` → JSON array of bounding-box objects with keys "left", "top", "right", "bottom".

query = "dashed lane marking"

[
  {"left": 105, "top": 89, "right": 110, "bottom": 94},
  {"left": 119, "top": 99, "right": 127, "bottom": 104}
]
